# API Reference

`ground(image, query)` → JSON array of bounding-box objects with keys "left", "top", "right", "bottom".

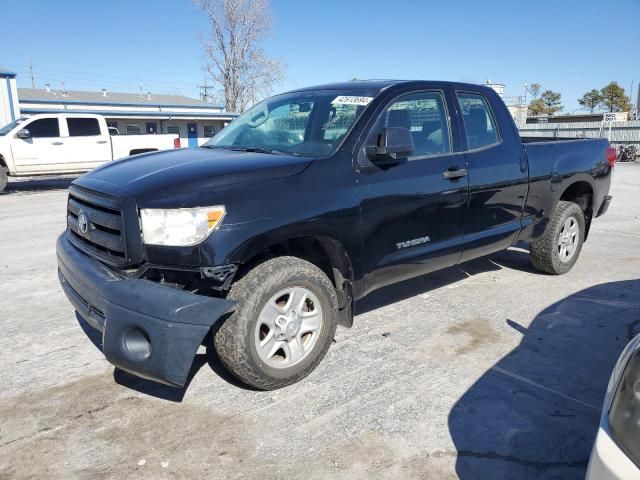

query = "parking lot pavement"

[{"left": 1, "top": 165, "right": 639, "bottom": 480}]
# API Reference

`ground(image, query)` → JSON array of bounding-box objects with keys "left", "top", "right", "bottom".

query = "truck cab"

[
  {"left": 0, "top": 113, "right": 179, "bottom": 191},
  {"left": 0, "top": 114, "right": 114, "bottom": 175}
]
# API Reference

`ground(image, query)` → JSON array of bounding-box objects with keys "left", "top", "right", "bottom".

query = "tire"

[
  {"left": 530, "top": 201, "right": 585, "bottom": 275},
  {"left": 0, "top": 168, "right": 7, "bottom": 193},
  {"left": 214, "top": 256, "right": 338, "bottom": 390}
]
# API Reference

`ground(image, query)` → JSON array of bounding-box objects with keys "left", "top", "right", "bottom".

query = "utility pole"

[
  {"left": 198, "top": 68, "right": 215, "bottom": 103},
  {"left": 198, "top": 85, "right": 214, "bottom": 103},
  {"left": 636, "top": 83, "right": 640, "bottom": 120},
  {"left": 29, "top": 58, "right": 35, "bottom": 88}
]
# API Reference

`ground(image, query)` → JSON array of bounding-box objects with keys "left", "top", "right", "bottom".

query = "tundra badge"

[{"left": 396, "top": 236, "right": 431, "bottom": 250}]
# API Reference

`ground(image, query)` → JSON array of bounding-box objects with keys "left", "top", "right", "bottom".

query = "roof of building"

[
  {"left": 0, "top": 68, "right": 17, "bottom": 77},
  {"left": 18, "top": 87, "right": 223, "bottom": 109}
]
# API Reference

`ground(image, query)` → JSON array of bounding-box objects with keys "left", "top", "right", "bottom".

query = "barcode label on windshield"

[{"left": 332, "top": 96, "right": 374, "bottom": 106}]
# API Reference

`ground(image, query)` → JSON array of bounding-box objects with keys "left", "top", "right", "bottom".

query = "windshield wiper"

[
  {"left": 200, "top": 145, "right": 227, "bottom": 150},
  {"left": 202, "top": 145, "right": 295, "bottom": 156},
  {"left": 228, "top": 146, "right": 283, "bottom": 155}
]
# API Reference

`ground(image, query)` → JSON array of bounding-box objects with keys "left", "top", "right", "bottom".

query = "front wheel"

[
  {"left": 530, "top": 201, "right": 585, "bottom": 275},
  {"left": 0, "top": 168, "right": 7, "bottom": 192},
  {"left": 214, "top": 256, "right": 338, "bottom": 390}
]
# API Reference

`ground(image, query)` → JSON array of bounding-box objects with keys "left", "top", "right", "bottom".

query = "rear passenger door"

[
  {"left": 455, "top": 90, "right": 527, "bottom": 262},
  {"left": 357, "top": 89, "right": 469, "bottom": 295},
  {"left": 64, "top": 117, "right": 111, "bottom": 171}
]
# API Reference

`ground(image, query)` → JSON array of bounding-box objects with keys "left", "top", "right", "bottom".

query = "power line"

[
  {"left": 6, "top": 63, "right": 199, "bottom": 89},
  {"left": 11, "top": 69, "right": 196, "bottom": 96}
]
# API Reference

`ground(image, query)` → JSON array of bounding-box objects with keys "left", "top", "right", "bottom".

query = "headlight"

[
  {"left": 609, "top": 348, "right": 640, "bottom": 468},
  {"left": 140, "top": 206, "right": 226, "bottom": 246}
]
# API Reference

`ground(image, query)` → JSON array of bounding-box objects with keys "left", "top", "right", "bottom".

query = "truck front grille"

[{"left": 66, "top": 185, "right": 136, "bottom": 267}]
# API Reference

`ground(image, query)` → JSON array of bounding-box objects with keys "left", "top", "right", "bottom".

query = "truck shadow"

[
  {"left": 1, "top": 176, "right": 77, "bottom": 195},
  {"left": 448, "top": 279, "right": 640, "bottom": 479},
  {"left": 357, "top": 244, "right": 535, "bottom": 315}
]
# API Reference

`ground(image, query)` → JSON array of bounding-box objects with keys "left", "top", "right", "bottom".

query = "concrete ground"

[{"left": 1, "top": 165, "right": 639, "bottom": 480}]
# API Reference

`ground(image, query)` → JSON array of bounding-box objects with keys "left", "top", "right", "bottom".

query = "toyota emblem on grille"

[{"left": 78, "top": 212, "right": 89, "bottom": 235}]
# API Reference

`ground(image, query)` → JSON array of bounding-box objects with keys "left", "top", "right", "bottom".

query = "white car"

[
  {"left": 587, "top": 334, "right": 640, "bottom": 479},
  {"left": 0, "top": 113, "right": 180, "bottom": 191}
]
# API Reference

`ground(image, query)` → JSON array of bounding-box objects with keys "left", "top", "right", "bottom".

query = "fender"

[{"left": 0, "top": 143, "right": 16, "bottom": 175}]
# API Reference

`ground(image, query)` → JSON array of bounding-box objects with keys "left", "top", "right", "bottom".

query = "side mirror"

[
  {"left": 365, "top": 127, "right": 414, "bottom": 167},
  {"left": 17, "top": 128, "right": 31, "bottom": 139}
]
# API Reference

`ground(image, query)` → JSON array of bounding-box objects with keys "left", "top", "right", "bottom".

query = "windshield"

[
  {"left": 206, "top": 90, "right": 376, "bottom": 157},
  {"left": 0, "top": 118, "right": 26, "bottom": 136}
]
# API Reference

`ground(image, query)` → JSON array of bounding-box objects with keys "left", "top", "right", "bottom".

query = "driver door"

[
  {"left": 356, "top": 89, "right": 469, "bottom": 296},
  {"left": 10, "top": 117, "right": 65, "bottom": 174}
]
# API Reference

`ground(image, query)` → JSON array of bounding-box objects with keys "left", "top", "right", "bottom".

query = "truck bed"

[{"left": 521, "top": 137, "right": 611, "bottom": 236}]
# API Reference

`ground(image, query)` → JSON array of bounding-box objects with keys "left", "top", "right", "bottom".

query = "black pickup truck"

[{"left": 56, "top": 80, "right": 616, "bottom": 390}]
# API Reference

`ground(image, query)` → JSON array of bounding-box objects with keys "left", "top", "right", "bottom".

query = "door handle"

[
  {"left": 443, "top": 167, "right": 467, "bottom": 180},
  {"left": 96, "top": 140, "right": 108, "bottom": 144},
  {"left": 519, "top": 155, "right": 527, "bottom": 173},
  {"left": 51, "top": 141, "right": 64, "bottom": 146}
]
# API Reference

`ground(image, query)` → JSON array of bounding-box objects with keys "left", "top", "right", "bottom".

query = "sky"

[{"left": 2, "top": 0, "right": 639, "bottom": 112}]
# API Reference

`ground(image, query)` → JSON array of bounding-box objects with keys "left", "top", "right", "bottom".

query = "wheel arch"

[
  {"left": 233, "top": 234, "right": 356, "bottom": 327},
  {"left": 558, "top": 180, "right": 594, "bottom": 240}
]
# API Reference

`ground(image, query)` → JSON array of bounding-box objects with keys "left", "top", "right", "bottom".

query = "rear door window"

[
  {"left": 67, "top": 118, "right": 101, "bottom": 136},
  {"left": 26, "top": 118, "right": 60, "bottom": 138},
  {"left": 456, "top": 93, "right": 499, "bottom": 150}
]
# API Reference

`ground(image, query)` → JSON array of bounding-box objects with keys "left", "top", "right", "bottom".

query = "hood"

[{"left": 78, "top": 147, "right": 313, "bottom": 198}]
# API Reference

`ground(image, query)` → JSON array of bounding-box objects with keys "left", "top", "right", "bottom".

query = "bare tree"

[
  {"left": 195, "top": 0, "right": 284, "bottom": 113},
  {"left": 527, "top": 83, "right": 541, "bottom": 99}
]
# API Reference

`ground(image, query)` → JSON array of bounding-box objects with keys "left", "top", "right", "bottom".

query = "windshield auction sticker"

[{"left": 332, "top": 96, "right": 374, "bottom": 106}]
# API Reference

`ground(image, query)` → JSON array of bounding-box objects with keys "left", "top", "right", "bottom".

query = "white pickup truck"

[{"left": 0, "top": 113, "right": 180, "bottom": 191}]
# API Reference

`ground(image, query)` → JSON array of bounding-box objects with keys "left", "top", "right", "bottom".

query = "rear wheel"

[
  {"left": 530, "top": 201, "right": 585, "bottom": 275},
  {"left": 214, "top": 256, "right": 338, "bottom": 390}
]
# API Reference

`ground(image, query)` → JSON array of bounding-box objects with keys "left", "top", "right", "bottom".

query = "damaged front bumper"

[{"left": 56, "top": 232, "right": 234, "bottom": 387}]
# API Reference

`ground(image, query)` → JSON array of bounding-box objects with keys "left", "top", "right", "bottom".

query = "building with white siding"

[
  {"left": 16, "top": 86, "right": 237, "bottom": 147},
  {"left": 0, "top": 68, "right": 237, "bottom": 147}
]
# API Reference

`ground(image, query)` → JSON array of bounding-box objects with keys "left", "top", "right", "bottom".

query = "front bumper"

[{"left": 56, "top": 232, "right": 234, "bottom": 387}]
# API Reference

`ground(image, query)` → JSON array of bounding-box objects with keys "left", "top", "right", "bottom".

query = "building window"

[
  {"left": 126, "top": 124, "right": 142, "bottom": 135},
  {"left": 204, "top": 125, "right": 216, "bottom": 138},
  {"left": 166, "top": 125, "right": 180, "bottom": 135}
]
